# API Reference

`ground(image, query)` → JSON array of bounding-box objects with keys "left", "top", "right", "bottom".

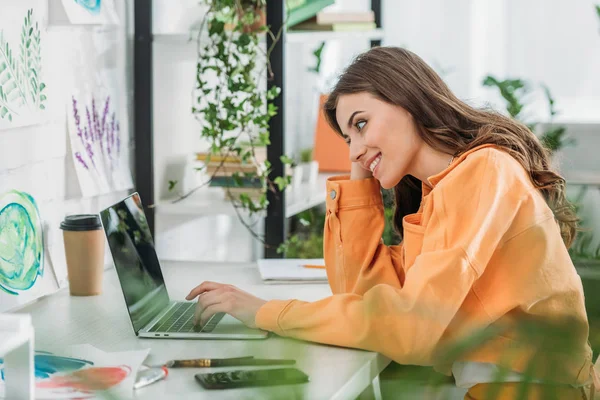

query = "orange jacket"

[{"left": 256, "top": 145, "right": 593, "bottom": 384}]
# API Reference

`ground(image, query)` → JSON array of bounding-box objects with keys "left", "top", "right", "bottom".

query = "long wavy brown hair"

[{"left": 323, "top": 46, "right": 577, "bottom": 247}]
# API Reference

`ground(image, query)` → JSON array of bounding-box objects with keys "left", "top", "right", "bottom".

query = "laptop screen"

[{"left": 99, "top": 193, "right": 170, "bottom": 333}]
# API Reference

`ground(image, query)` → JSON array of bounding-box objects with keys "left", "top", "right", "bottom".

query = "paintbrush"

[
  {"left": 163, "top": 356, "right": 295, "bottom": 368},
  {"left": 162, "top": 356, "right": 254, "bottom": 368}
]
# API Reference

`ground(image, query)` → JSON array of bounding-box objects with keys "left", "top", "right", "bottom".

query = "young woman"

[{"left": 187, "top": 47, "right": 596, "bottom": 399}]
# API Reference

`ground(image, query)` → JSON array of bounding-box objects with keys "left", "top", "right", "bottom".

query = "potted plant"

[
  {"left": 283, "top": 155, "right": 303, "bottom": 190},
  {"left": 298, "top": 148, "right": 319, "bottom": 184},
  {"left": 168, "top": 0, "right": 292, "bottom": 243},
  {"left": 219, "top": 0, "right": 267, "bottom": 33}
]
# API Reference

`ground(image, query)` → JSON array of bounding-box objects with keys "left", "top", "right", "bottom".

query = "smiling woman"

[{"left": 186, "top": 46, "right": 597, "bottom": 400}]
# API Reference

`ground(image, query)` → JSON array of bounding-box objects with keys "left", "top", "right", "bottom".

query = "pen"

[
  {"left": 303, "top": 264, "right": 326, "bottom": 269},
  {"left": 164, "top": 357, "right": 295, "bottom": 368}
]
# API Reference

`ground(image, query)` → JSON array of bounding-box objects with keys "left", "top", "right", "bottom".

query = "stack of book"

[
  {"left": 290, "top": 10, "right": 376, "bottom": 32},
  {"left": 196, "top": 148, "right": 267, "bottom": 201}
]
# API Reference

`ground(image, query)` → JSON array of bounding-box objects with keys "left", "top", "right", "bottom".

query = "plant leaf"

[{"left": 0, "top": 31, "right": 27, "bottom": 109}]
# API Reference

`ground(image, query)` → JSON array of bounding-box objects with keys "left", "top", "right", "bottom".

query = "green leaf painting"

[
  {"left": 0, "top": 190, "right": 44, "bottom": 295},
  {"left": 0, "top": 8, "right": 47, "bottom": 123}
]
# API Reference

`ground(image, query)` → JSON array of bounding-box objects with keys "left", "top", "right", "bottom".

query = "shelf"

[
  {"left": 156, "top": 173, "right": 336, "bottom": 219},
  {"left": 564, "top": 170, "right": 600, "bottom": 187},
  {"left": 285, "top": 172, "right": 334, "bottom": 217},
  {"left": 285, "top": 28, "right": 384, "bottom": 43},
  {"left": 152, "top": 33, "right": 198, "bottom": 44},
  {"left": 152, "top": 28, "right": 384, "bottom": 45}
]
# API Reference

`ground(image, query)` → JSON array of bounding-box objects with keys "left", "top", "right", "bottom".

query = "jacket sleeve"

[
  {"left": 255, "top": 150, "right": 522, "bottom": 365},
  {"left": 322, "top": 175, "right": 406, "bottom": 296}
]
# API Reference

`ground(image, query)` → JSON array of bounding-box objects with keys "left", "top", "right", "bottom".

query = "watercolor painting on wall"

[
  {"left": 0, "top": 190, "right": 57, "bottom": 313},
  {"left": 60, "top": 0, "right": 119, "bottom": 25},
  {"left": 0, "top": 344, "right": 149, "bottom": 399},
  {"left": 66, "top": 88, "right": 133, "bottom": 197},
  {"left": 0, "top": 1, "right": 48, "bottom": 130}
]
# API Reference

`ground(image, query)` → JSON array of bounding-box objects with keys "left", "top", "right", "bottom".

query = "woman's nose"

[{"left": 349, "top": 141, "right": 366, "bottom": 162}]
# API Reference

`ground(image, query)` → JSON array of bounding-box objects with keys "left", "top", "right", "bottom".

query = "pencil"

[{"left": 303, "top": 264, "right": 326, "bottom": 269}]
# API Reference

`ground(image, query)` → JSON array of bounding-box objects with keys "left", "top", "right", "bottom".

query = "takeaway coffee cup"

[{"left": 60, "top": 214, "right": 105, "bottom": 296}]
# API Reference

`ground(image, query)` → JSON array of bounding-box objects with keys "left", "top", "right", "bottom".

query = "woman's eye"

[{"left": 355, "top": 120, "right": 366, "bottom": 131}]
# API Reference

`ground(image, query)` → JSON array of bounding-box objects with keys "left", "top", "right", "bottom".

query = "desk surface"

[{"left": 17, "top": 261, "right": 390, "bottom": 400}]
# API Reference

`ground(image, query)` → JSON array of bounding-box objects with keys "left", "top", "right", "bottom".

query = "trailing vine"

[{"left": 170, "top": 1, "right": 291, "bottom": 244}]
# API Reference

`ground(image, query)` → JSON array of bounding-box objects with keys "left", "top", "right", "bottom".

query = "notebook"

[{"left": 257, "top": 258, "right": 328, "bottom": 284}]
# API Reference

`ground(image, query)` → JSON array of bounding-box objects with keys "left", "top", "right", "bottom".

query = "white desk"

[{"left": 16, "top": 261, "right": 391, "bottom": 399}]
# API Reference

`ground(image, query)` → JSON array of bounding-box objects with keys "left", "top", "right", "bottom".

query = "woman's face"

[{"left": 335, "top": 92, "right": 425, "bottom": 189}]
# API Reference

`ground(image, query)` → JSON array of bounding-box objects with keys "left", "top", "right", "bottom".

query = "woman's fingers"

[
  {"left": 186, "top": 281, "right": 223, "bottom": 300},
  {"left": 186, "top": 283, "right": 267, "bottom": 329},
  {"left": 193, "top": 288, "right": 229, "bottom": 325},
  {"left": 199, "top": 303, "right": 232, "bottom": 327}
]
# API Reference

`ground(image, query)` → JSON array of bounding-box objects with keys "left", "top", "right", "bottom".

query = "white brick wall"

[{"left": 0, "top": 0, "right": 133, "bottom": 305}]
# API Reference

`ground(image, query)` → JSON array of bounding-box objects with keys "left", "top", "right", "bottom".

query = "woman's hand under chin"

[
  {"left": 351, "top": 161, "right": 373, "bottom": 180},
  {"left": 186, "top": 282, "right": 267, "bottom": 329}
]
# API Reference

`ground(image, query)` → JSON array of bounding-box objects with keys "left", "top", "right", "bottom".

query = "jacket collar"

[{"left": 422, "top": 144, "right": 497, "bottom": 197}]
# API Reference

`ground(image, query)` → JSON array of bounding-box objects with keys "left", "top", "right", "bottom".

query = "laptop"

[{"left": 99, "top": 192, "right": 268, "bottom": 340}]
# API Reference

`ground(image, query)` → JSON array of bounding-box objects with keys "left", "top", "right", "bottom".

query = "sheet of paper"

[
  {"left": 60, "top": 0, "right": 119, "bottom": 25},
  {"left": 0, "top": 344, "right": 150, "bottom": 399},
  {"left": 65, "top": 29, "right": 133, "bottom": 197},
  {"left": 0, "top": 190, "right": 59, "bottom": 313},
  {"left": 0, "top": 0, "right": 49, "bottom": 130},
  {"left": 257, "top": 258, "right": 328, "bottom": 284}
]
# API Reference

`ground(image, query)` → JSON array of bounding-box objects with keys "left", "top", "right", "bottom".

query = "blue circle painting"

[
  {"left": 74, "top": 0, "right": 101, "bottom": 15},
  {"left": 0, "top": 191, "right": 44, "bottom": 295}
]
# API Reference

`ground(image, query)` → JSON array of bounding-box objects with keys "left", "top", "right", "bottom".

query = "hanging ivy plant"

[{"left": 170, "top": 0, "right": 291, "bottom": 243}]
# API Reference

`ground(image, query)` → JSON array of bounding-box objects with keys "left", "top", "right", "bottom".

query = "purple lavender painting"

[{"left": 67, "top": 92, "right": 133, "bottom": 196}]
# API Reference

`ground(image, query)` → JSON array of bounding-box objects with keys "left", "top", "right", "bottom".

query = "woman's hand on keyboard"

[{"left": 186, "top": 282, "right": 267, "bottom": 329}]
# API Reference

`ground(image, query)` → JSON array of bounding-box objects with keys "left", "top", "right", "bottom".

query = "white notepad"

[{"left": 257, "top": 258, "right": 328, "bottom": 284}]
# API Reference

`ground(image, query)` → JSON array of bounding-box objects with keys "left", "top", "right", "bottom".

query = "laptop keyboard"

[{"left": 148, "top": 302, "right": 224, "bottom": 333}]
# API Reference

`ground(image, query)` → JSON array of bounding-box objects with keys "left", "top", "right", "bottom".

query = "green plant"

[
  {"left": 169, "top": 1, "right": 292, "bottom": 243},
  {"left": 278, "top": 231, "right": 323, "bottom": 258},
  {"left": 307, "top": 41, "right": 325, "bottom": 74},
  {"left": 0, "top": 9, "right": 47, "bottom": 121},
  {"left": 568, "top": 186, "right": 600, "bottom": 264},
  {"left": 382, "top": 188, "right": 401, "bottom": 246},
  {"left": 299, "top": 148, "right": 313, "bottom": 163},
  {"left": 277, "top": 207, "right": 325, "bottom": 258},
  {"left": 482, "top": 75, "right": 574, "bottom": 153}
]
